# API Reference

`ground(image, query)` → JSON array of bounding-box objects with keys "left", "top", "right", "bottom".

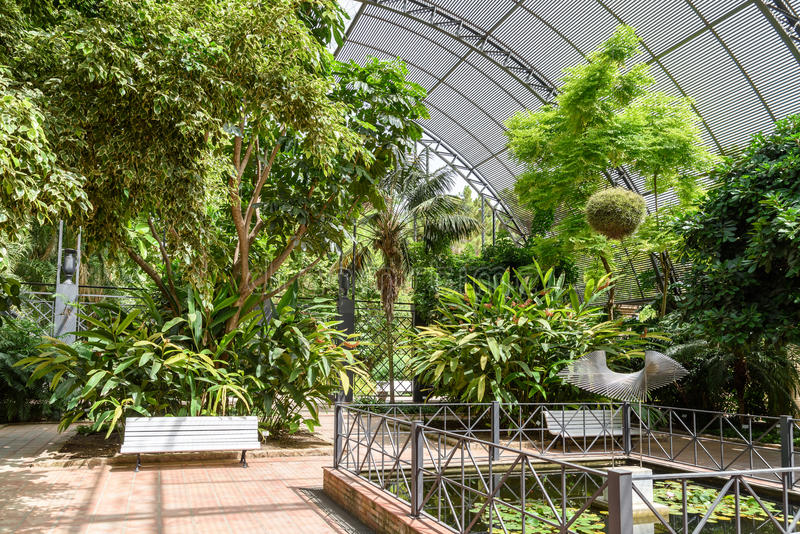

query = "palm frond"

[
  {"left": 404, "top": 167, "right": 457, "bottom": 211},
  {"left": 423, "top": 213, "right": 480, "bottom": 250}
]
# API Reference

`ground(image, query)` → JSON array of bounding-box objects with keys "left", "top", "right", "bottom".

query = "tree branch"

[
  {"left": 236, "top": 137, "right": 256, "bottom": 187},
  {"left": 124, "top": 244, "right": 179, "bottom": 315},
  {"left": 263, "top": 256, "right": 323, "bottom": 300},
  {"left": 251, "top": 224, "right": 308, "bottom": 290},
  {"left": 244, "top": 137, "right": 282, "bottom": 232},
  {"left": 147, "top": 216, "right": 181, "bottom": 314}
]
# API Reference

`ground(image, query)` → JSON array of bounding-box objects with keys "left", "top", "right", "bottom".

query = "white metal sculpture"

[{"left": 557, "top": 350, "right": 687, "bottom": 402}]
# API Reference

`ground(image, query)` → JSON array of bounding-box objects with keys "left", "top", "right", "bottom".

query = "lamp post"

[{"left": 54, "top": 224, "right": 80, "bottom": 344}]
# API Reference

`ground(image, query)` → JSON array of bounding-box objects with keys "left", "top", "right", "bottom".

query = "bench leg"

[
  {"left": 135, "top": 454, "right": 141, "bottom": 472},
  {"left": 240, "top": 450, "right": 248, "bottom": 468}
]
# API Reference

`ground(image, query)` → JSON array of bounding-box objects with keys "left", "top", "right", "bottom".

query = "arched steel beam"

[
  {"left": 352, "top": 0, "right": 559, "bottom": 104},
  {"left": 759, "top": 0, "right": 800, "bottom": 59},
  {"left": 416, "top": 131, "right": 527, "bottom": 241}
]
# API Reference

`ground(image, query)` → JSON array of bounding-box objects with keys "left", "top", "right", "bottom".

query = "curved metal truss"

[
  {"left": 764, "top": 0, "right": 800, "bottom": 51},
  {"left": 354, "top": 0, "right": 559, "bottom": 104},
  {"left": 417, "top": 131, "right": 526, "bottom": 240}
]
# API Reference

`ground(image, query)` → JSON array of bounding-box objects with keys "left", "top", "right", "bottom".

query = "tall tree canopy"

[
  {"left": 506, "top": 26, "right": 709, "bottom": 216},
  {"left": 0, "top": 0, "right": 428, "bottom": 327}
]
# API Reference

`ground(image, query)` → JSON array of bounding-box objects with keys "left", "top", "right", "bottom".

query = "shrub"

[
  {"left": 0, "top": 317, "right": 63, "bottom": 422},
  {"left": 679, "top": 114, "right": 800, "bottom": 413},
  {"left": 585, "top": 188, "right": 646, "bottom": 240},
  {"left": 409, "top": 264, "right": 661, "bottom": 403},
  {"left": 237, "top": 288, "right": 366, "bottom": 435},
  {"left": 17, "top": 285, "right": 365, "bottom": 436},
  {"left": 17, "top": 304, "right": 254, "bottom": 436}
]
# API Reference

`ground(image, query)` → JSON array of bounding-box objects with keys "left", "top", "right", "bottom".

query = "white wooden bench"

[
  {"left": 543, "top": 409, "right": 636, "bottom": 438},
  {"left": 120, "top": 416, "right": 260, "bottom": 471}
]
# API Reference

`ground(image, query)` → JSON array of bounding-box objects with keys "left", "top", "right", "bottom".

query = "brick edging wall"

[{"left": 322, "top": 467, "right": 452, "bottom": 534}]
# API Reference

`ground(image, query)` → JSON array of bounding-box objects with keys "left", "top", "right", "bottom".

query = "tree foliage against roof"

[
  {"left": 505, "top": 25, "right": 712, "bottom": 315},
  {"left": 506, "top": 25, "right": 710, "bottom": 215}
]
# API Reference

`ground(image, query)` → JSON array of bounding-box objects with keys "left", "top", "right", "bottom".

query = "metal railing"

[
  {"left": 334, "top": 404, "right": 618, "bottom": 534},
  {"left": 631, "top": 405, "right": 790, "bottom": 484},
  {"left": 333, "top": 402, "right": 800, "bottom": 534},
  {"left": 632, "top": 467, "right": 800, "bottom": 534}
]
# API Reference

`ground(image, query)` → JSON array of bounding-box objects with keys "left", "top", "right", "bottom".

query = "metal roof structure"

[{"left": 335, "top": 0, "right": 800, "bottom": 300}]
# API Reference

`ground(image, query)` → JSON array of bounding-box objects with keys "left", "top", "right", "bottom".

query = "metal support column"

[
  {"left": 781, "top": 415, "right": 794, "bottom": 486},
  {"left": 607, "top": 468, "right": 633, "bottom": 534},
  {"left": 337, "top": 269, "right": 356, "bottom": 402},
  {"left": 481, "top": 197, "right": 485, "bottom": 250},
  {"left": 622, "top": 402, "right": 632, "bottom": 455},
  {"left": 410, "top": 421, "right": 424, "bottom": 517},
  {"left": 491, "top": 401, "right": 501, "bottom": 461},
  {"left": 333, "top": 402, "right": 343, "bottom": 468}
]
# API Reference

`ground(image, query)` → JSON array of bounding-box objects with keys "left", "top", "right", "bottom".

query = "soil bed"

[
  {"left": 59, "top": 429, "right": 121, "bottom": 458},
  {"left": 56, "top": 428, "right": 330, "bottom": 460}
]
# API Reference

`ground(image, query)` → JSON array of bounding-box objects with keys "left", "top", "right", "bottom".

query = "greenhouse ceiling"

[{"left": 335, "top": 0, "right": 800, "bottom": 238}]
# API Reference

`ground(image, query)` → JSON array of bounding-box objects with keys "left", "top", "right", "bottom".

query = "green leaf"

[
  {"left": 486, "top": 337, "right": 501, "bottom": 360},
  {"left": 477, "top": 374, "right": 486, "bottom": 401}
]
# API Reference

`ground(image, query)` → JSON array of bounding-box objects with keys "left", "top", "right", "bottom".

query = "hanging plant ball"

[{"left": 585, "top": 188, "right": 646, "bottom": 240}]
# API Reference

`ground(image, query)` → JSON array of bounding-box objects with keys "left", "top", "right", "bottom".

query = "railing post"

[
  {"left": 780, "top": 415, "right": 794, "bottom": 487},
  {"left": 622, "top": 402, "right": 632, "bottom": 456},
  {"left": 607, "top": 468, "right": 633, "bottom": 534},
  {"left": 410, "top": 421, "right": 424, "bottom": 517},
  {"left": 333, "top": 401, "right": 343, "bottom": 468},
  {"left": 491, "top": 400, "right": 501, "bottom": 461}
]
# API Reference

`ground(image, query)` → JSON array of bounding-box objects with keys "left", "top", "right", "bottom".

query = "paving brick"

[{"left": 0, "top": 423, "right": 363, "bottom": 533}]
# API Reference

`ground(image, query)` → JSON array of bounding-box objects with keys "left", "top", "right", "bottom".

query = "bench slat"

[
  {"left": 121, "top": 416, "right": 260, "bottom": 455},
  {"left": 121, "top": 442, "right": 260, "bottom": 454},
  {"left": 544, "top": 409, "right": 634, "bottom": 437}
]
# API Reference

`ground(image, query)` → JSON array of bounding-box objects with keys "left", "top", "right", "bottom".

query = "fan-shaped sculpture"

[{"left": 558, "top": 350, "right": 687, "bottom": 402}]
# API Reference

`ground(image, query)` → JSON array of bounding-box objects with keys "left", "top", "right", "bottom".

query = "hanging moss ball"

[{"left": 585, "top": 188, "right": 646, "bottom": 240}]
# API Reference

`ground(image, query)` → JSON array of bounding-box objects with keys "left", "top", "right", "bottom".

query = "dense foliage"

[
  {"left": 17, "top": 285, "right": 364, "bottom": 435},
  {"left": 506, "top": 25, "right": 711, "bottom": 318},
  {"left": 0, "top": 318, "right": 61, "bottom": 422},
  {"left": 679, "top": 114, "right": 800, "bottom": 413},
  {"left": 0, "top": 0, "right": 427, "bottom": 330},
  {"left": 410, "top": 238, "right": 578, "bottom": 326},
  {"left": 506, "top": 26, "right": 708, "bottom": 217},
  {"left": 410, "top": 266, "right": 660, "bottom": 403}
]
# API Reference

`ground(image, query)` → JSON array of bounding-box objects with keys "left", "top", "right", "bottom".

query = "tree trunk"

[
  {"left": 732, "top": 351, "right": 749, "bottom": 415},
  {"left": 386, "top": 311, "right": 396, "bottom": 404},
  {"left": 599, "top": 255, "right": 615, "bottom": 320},
  {"left": 659, "top": 252, "right": 670, "bottom": 318}
]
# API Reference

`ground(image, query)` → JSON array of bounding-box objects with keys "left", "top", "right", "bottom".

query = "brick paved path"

[{"left": 0, "top": 423, "right": 371, "bottom": 534}]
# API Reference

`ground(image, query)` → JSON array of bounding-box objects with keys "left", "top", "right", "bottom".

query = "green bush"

[
  {"left": 0, "top": 317, "right": 63, "bottom": 422},
  {"left": 409, "top": 239, "right": 578, "bottom": 325},
  {"left": 17, "top": 303, "right": 254, "bottom": 436},
  {"left": 17, "top": 284, "right": 365, "bottom": 436},
  {"left": 646, "top": 313, "right": 800, "bottom": 416},
  {"left": 679, "top": 114, "right": 800, "bottom": 413},
  {"left": 237, "top": 289, "right": 366, "bottom": 435},
  {"left": 585, "top": 188, "right": 646, "bottom": 240},
  {"left": 409, "top": 264, "right": 661, "bottom": 403}
]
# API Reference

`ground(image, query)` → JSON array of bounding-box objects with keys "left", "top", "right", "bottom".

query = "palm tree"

[{"left": 362, "top": 148, "right": 480, "bottom": 402}]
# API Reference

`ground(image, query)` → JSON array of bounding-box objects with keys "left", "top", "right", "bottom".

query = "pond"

[{"left": 373, "top": 463, "right": 798, "bottom": 534}]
